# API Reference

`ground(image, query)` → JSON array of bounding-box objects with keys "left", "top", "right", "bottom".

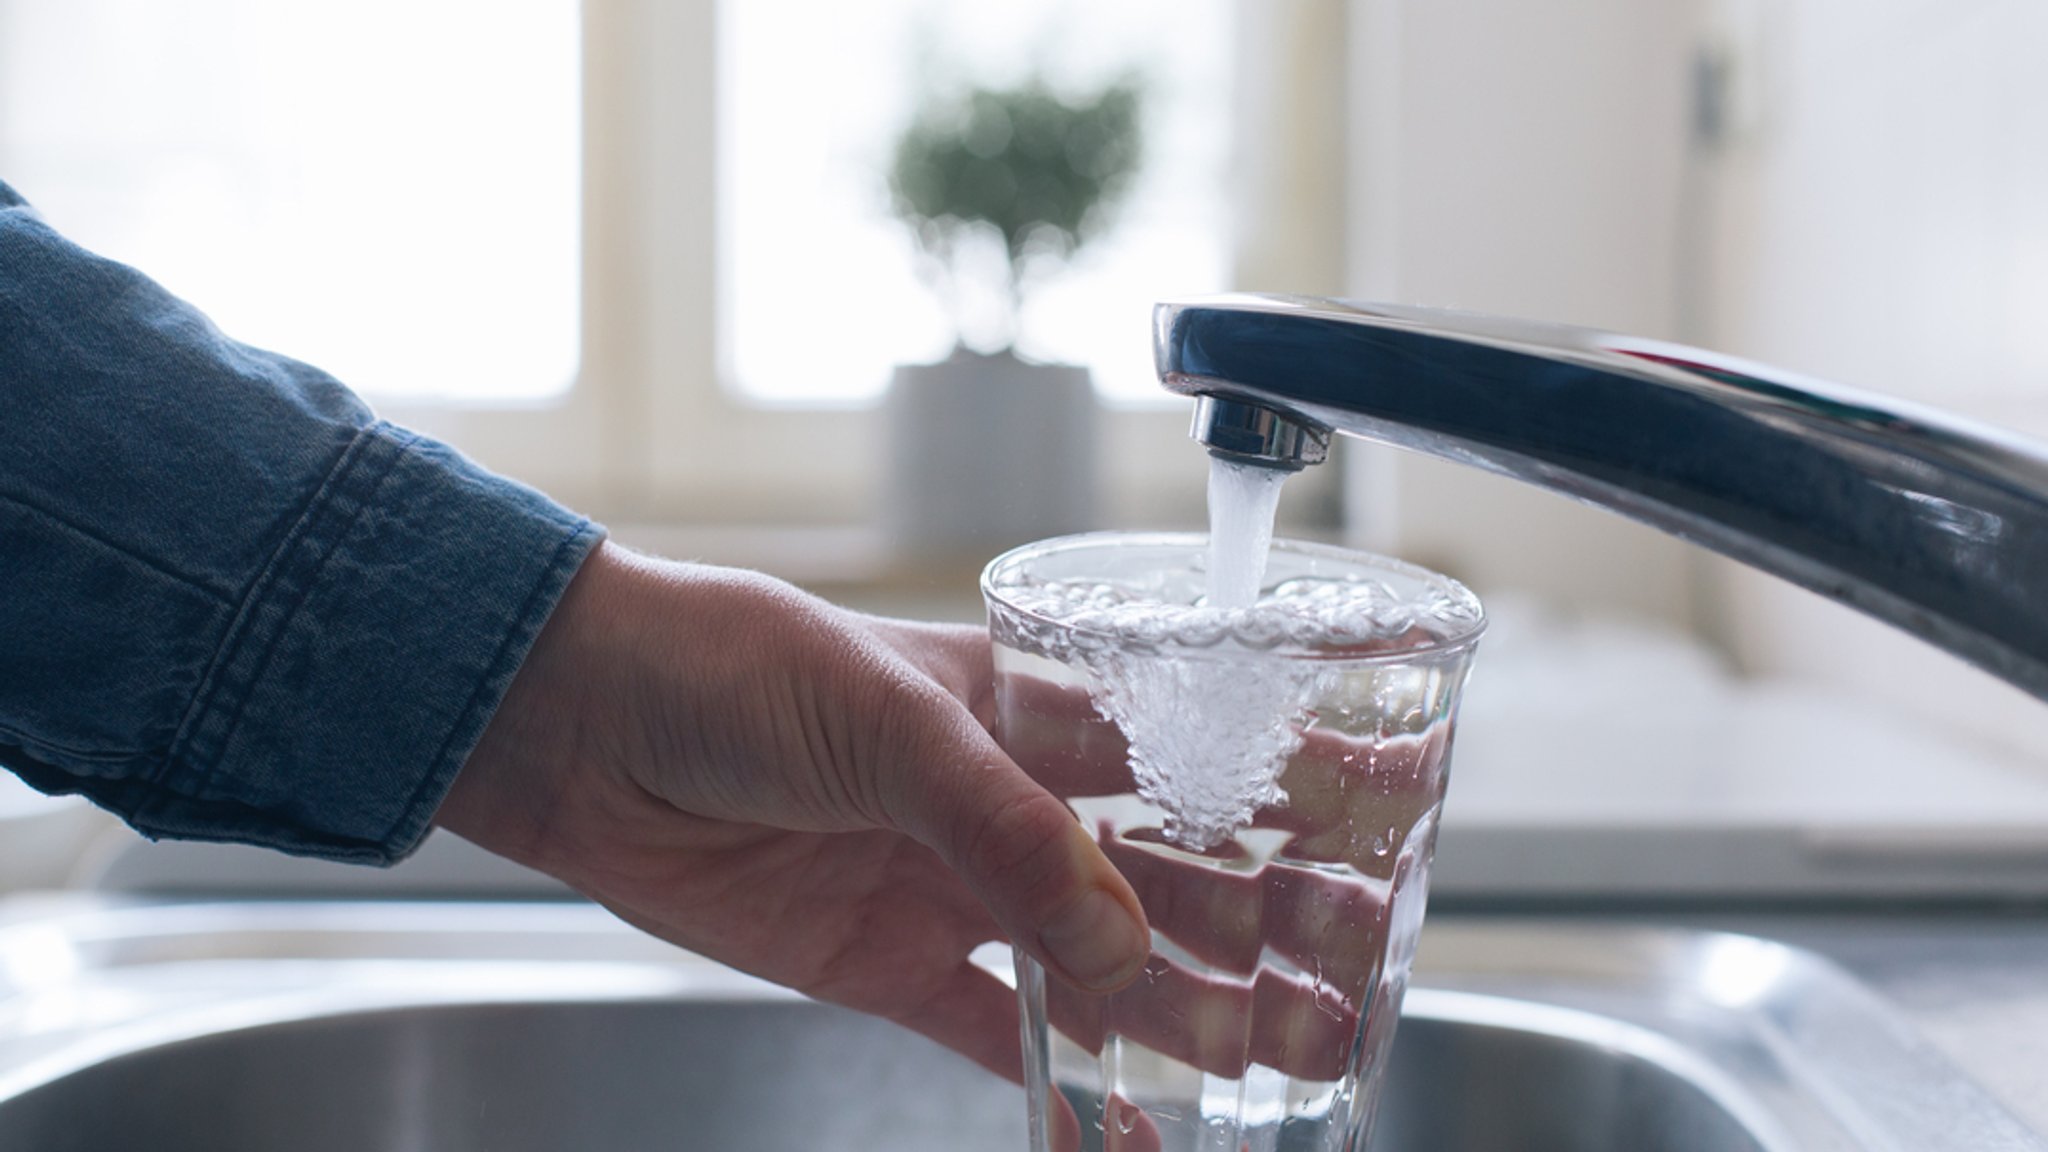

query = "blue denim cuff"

[{"left": 124, "top": 422, "right": 600, "bottom": 865}]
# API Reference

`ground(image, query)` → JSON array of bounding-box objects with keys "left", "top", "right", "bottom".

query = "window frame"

[{"left": 198, "top": 1, "right": 1341, "bottom": 545}]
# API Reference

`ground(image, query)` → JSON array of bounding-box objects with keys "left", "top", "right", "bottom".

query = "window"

[
  {"left": 0, "top": 0, "right": 579, "bottom": 403},
  {"left": 1, "top": 1, "right": 1273, "bottom": 530},
  {"left": 718, "top": 0, "right": 1234, "bottom": 407}
]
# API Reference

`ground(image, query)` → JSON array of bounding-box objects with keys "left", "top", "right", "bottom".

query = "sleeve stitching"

[{"left": 144, "top": 422, "right": 412, "bottom": 818}]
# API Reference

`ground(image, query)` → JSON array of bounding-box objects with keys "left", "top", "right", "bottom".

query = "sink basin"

[{"left": 0, "top": 901, "right": 2036, "bottom": 1151}]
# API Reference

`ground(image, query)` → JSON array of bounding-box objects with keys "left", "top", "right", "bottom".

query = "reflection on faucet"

[
  {"left": 1154, "top": 294, "right": 2048, "bottom": 703},
  {"left": 1885, "top": 487, "right": 2007, "bottom": 544}
]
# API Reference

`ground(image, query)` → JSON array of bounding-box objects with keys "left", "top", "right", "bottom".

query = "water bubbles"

[
  {"left": 1175, "top": 611, "right": 1230, "bottom": 648},
  {"left": 1000, "top": 571, "right": 1476, "bottom": 660},
  {"left": 1090, "top": 648, "right": 1318, "bottom": 849},
  {"left": 989, "top": 548, "right": 1478, "bottom": 851},
  {"left": 1231, "top": 608, "right": 1291, "bottom": 649},
  {"left": 1125, "top": 607, "right": 1173, "bottom": 647},
  {"left": 1325, "top": 614, "right": 1379, "bottom": 645}
]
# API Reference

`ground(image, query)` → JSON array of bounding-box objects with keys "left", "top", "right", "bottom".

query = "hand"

[{"left": 434, "top": 542, "right": 1150, "bottom": 1080}]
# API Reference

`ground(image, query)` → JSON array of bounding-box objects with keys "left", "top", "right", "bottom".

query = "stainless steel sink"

[{"left": 0, "top": 900, "right": 2036, "bottom": 1151}]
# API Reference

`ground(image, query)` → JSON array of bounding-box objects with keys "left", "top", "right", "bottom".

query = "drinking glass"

[{"left": 982, "top": 533, "right": 1484, "bottom": 1152}]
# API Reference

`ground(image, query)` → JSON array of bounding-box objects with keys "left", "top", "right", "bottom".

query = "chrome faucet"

[{"left": 1156, "top": 294, "right": 2048, "bottom": 703}]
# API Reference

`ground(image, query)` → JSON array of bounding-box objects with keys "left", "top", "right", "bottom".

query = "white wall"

[
  {"left": 1698, "top": 1, "right": 2048, "bottom": 413},
  {"left": 1696, "top": 0, "right": 2048, "bottom": 764},
  {"left": 1341, "top": 0, "right": 1704, "bottom": 627},
  {"left": 1339, "top": 0, "right": 2048, "bottom": 766}
]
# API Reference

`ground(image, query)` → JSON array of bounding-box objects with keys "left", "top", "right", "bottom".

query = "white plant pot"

[{"left": 883, "top": 349, "right": 1099, "bottom": 557}]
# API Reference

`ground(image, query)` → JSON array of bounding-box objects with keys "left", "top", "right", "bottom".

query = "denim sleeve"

[{"left": 0, "top": 181, "right": 602, "bottom": 865}]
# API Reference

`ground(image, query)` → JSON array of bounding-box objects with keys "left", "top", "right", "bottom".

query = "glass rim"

[{"left": 980, "top": 530, "right": 1487, "bottom": 662}]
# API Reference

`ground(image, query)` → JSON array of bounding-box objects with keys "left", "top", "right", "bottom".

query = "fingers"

[
  {"left": 859, "top": 617, "right": 1001, "bottom": 732},
  {"left": 1262, "top": 726, "right": 1449, "bottom": 863},
  {"left": 885, "top": 949, "right": 1104, "bottom": 1148},
  {"left": 1102, "top": 835, "right": 1389, "bottom": 992},
  {"left": 1045, "top": 1086, "right": 1087, "bottom": 1152},
  {"left": 993, "top": 670, "right": 1136, "bottom": 795},
  {"left": 870, "top": 689, "right": 1151, "bottom": 995},
  {"left": 1041, "top": 955, "right": 1360, "bottom": 1082},
  {"left": 889, "top": 960, "right": 1027, "bottom": 1083},
  {"left": 1099, "top": 1094, "right": 1165, "bottom": 1152}
]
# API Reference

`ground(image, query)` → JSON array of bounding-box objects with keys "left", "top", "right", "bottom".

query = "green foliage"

[{"left": 889, "top": 75, "right": 1144, "bottom": 335}]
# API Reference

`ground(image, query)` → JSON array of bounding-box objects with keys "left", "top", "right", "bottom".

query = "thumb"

[{"left": 884, "top": 705, "right": 1150, "bottom": 993}]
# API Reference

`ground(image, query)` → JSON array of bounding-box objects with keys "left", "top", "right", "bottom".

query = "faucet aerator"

[{"left": 1189, "top": 395, "right": 1331, "bottom": 472}]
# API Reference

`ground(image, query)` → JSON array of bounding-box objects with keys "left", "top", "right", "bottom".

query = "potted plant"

[{"left": 881, "top": 73, "right": 1145, "bottom": 557}]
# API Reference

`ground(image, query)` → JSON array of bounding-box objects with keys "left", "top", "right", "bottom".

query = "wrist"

[{"left": 435, "top": 538, "right": 637, "bottom": 874}]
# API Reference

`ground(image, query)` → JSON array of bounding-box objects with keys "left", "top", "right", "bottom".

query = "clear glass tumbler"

[{"left": 982, "top": 533, "right": 1484, "bottom": 1152}]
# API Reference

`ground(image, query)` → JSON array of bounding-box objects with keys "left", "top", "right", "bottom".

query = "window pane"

[
  {"left": 0, "top": 0, "right": 579, "bottom": 403},
  {"left": 719, "top": 0, "right": 1233, "bottom": 406}
]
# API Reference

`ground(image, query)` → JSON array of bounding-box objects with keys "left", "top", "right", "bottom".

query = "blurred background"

[{"left": 5, "top": 0, "right": 2048, "bottom": 894}]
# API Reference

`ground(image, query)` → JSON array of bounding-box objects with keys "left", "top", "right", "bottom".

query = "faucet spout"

[
  {"left": 1189, "top": 395, "right": 1329, "bottom": 471},
  {"left": 1154, "top": 294, "right": 2048, "bottom": 703}
]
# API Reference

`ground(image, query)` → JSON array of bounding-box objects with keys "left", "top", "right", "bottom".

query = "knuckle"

[{"left": 956, "top": 789, "right": 1075, "bottom": 905}]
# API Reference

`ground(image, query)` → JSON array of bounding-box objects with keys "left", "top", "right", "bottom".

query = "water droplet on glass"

[{"left": 1115, "top": 1101, "right": 1142, "bottom": 1134}]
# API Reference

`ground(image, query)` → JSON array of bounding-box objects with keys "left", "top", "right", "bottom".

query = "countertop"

[
  {"left": 1761, "top": 914, "right": 2048, "bottom": 1139},
  {"left": 1448, "top": 909, "right": 2048, "bottom": 1139}
]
